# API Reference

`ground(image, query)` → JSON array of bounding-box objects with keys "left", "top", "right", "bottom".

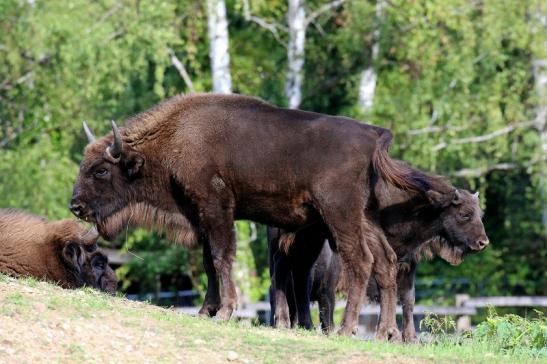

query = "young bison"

[
  {"left": 70, "top": 93, "right": 426, "bottom": 334},
  {"left": 269, "top": 147, "right": 488, "bottom": 341},
  {"left": 0, "top": 209, "right": 117, "bottom": 293}
]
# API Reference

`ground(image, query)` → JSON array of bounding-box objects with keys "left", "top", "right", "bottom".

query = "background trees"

[{"left": 0, "top": 0, "right": 545, "bottom": 300}]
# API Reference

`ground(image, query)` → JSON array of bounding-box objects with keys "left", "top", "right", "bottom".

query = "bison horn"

[
  {"left": 452, "top": 189, "right": 462, "bottom": 205},
  {"left": 83, "top": 121, "right": 96, "bottom": 143},
  {"left": 106, "top": 120, "right": 122, "bottom": 162}
]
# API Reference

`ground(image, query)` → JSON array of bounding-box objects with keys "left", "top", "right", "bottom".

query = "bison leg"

[
  {"left": 317, "top": 283, "right": 336, "bottom": 334},
  {"left": 200, "top": 203, "right": 237, "bottom": 321},
  {"left": 399, "top": 261, "right": 418, "bottom": 343},
  {"left": 291, "top": 225, "right": 328, "bottom": 331},
  {"left": 370, "top": 226, "right": 401, "bottom": 342},
  {"left": 272, "top": 251, "right": 293, "bottom": 328},
  {"left": 198, "top": 240, "right": 221, "bottom": 317},
  {"left": 320, "top": 212, "right": 372, "bottom": 336}
]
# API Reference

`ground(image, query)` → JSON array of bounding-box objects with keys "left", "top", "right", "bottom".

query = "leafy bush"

[
  {"left": 420, "top": 310, "right": 547, "bottom": 358},
  {"left": 473, "top": 308, "right": 547, "bottom": 357}
]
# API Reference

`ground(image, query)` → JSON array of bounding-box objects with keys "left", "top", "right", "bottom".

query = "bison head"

[
  {"left": 70, "top": 121, "right": 146, "bottom": 239},
  {"left": 51, "top": 221, "right": 118, "bottom": 294},
  {"left": 426, "top": 188, "right": 489, "bottom": 261},
  {"left": 70, "top": 122, "right": 198, "bottom": 246}
]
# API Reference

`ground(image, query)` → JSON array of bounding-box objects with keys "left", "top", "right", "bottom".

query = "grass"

[{"left": 0, "top": 274, "right": 545, "bottom": 363}]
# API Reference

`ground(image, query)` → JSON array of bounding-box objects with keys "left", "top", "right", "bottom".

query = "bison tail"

[{"left": 372, "top": 130, "right": 430, "bottom": 193}]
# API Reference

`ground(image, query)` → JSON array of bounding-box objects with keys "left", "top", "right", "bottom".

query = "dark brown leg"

[
  {"left": 200, "top": 201, "right": 237, "bottom": 321},
  {"left": 399, "top": 262, "right": 418, "bottom": 343},
  {"left": 198, "top": 240, "right": 221, "bottom": 317}
]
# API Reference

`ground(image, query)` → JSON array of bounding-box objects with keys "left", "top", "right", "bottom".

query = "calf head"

[
  {"left": 70, "top": 122, "right": 198, "bottom": 245},
  {"left": 51, "top": 220, "right": 118, "bottom": 293},
  {"left": 425, "top": 189, "right": 489, "bottom": 260}
]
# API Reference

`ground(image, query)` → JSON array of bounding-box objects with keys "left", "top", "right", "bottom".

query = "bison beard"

[{"left": 97, "top": 202, "right": 199, "bottom": 247}]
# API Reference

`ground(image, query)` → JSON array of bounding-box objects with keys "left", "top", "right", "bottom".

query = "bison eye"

[
  {"left": 459, "top": 212, "right": 471, "bottom": 221},
  {"left": 94, "top": 168, "right": 108, "bottom": 178}
]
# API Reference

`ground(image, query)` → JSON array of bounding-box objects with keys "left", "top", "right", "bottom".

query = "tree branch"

[
  {"left": 304, "top": 0, "right": 347, "bottom": 27},
  {"left": 450, "top": 155, "right": 547, "bottom": 178},
  {"left": 433, "top": 120, "right": 536, "bottom": 151},
  {"left": 169, "top": 49, "right": 195, "bottom": 93},
  {"left": 242, "top": 0, "right": 287, "bottom": 47}
]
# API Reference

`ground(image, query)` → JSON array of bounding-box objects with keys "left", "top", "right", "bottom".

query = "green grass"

[{"left": 0, "top": 274, "right": 545, "bottom": 363}]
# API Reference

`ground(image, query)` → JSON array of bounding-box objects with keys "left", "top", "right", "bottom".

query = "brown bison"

[
  {"left": 0, "top": 209, "right": 117, "bottom": 293},
  {"left": 268, "top": 148, "right": 488, "bottom": 341},
  {"left": 70, "top": 93, "right": 425, "bottom": 334}
]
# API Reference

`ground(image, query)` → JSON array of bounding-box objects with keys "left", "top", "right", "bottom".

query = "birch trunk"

[
  {"left": 285, "top": 0, "right": 306, "bottom": 109},
  {"left": 358, "top": 0, "right": 383, "bottom": 112},
  {"left": 533, "top": 59, "right": 547, "bottom": 226},
  {"left": 206, "top": 0, "right": 232, "bottom": 94}
]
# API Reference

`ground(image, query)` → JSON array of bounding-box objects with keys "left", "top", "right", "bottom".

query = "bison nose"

[
  {"left": 477, "top": 238, "right": 489, "bottom": 250},
  {"left": 69, "top": 200, "right": 85, "bottom": 217}
]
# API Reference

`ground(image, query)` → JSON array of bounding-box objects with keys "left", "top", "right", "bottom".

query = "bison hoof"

[
  {"left": 198, "top": 304, "right": 220, "bottom": 318},
  {"left": 337, "top": 325, "right": 357, "bottom": 336},
  {"left": 375, "top": 327, "right": 402, "bottom": 343},
  {"left": 274, "top": 317, "right": 291, "bottom": 329},
  {"left": 403, "top": 331, "right": 418, "bottom": 344},
  {"left": 214, "top": 307, "right": 234, "bottom": 321}
]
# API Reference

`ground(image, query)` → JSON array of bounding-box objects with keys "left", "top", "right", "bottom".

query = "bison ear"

[
  {"left": 425, "top": 190, "right": 444, "bottom": 207},
  {"left": 124, "top": 152, "right": 144, "bottom": 178},
  {"left": 61, "top": 243, "right": 85, "bottom": 272}
]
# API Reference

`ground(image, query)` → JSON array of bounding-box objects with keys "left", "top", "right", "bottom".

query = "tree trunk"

[
  {"left": 358, "top": 0, "right": 383, "bottom": 112},
  {"left": 206, "top": 0, "right": 232, "bottom": 94},
  {"left": 533, "top": 59, "right": 547, "bottom": 226},
  {"left": 285, "top": 0, "right": 306, "bottom": 109}
]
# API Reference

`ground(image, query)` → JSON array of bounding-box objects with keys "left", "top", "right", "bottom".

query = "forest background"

[{"left": 1, "top": 0, "right": 545, "bottom": 306}]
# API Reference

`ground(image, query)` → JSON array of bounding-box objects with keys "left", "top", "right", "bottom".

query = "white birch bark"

[
  {"left": 285, "top": 0, "right": 306, "bottom": 109},
  {"left": 358, "top": 0, "right": 384, "bottom": 112},
  {"left": 533, "top": 59, "right": 547, "bottom": 226},
  {"left": 206, "top": 0, "right": 232, "bottom": 94}
]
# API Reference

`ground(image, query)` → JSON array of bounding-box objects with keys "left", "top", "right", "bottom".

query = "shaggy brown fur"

[
  {"left": 70, "top": 93, "right": 415, "bottom": 334},
  {"left": 0, "top": 209, "right": 117, "bottom": 293}
]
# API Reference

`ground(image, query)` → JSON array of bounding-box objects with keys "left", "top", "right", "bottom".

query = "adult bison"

[
  {"left": 268, "top": 148, "right": 488, "bottom": 341},
  {"left": 70, "top": 93, "right": 426, "bottom": 334},
  {"left": 0, "top": 209, "right": 117, "bottom": 293}
]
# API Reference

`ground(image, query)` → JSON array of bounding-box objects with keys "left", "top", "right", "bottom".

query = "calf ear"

[
  {"left": 426, "top": 190, "right": 444, "bottom": 206},
  {"left": 124, "top": 152, "right": 144, "bottom": 178},
  {"left": 451, "top": 189, "right": 463, "bottom": 205},
  {"left": 61, "top": 243, "right": 85, "bottom": 273}
]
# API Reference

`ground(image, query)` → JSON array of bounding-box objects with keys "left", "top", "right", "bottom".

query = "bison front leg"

[
  {"left": 198, "top": 240, "right": 221, "bottom": 317},
  {"left": 200, "top": 202, "right": 238, "bottom": 321},
  {"left": 398, "top": 262, "right": 418, "bottom": 343}
]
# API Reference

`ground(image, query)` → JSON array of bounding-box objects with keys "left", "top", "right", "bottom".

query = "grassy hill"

[{"left": 0, "top": 274, "right": 543, "bottom": 364}]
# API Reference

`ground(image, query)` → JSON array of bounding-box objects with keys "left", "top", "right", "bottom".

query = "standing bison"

[
  {"left": 0, "top": 209, "right": 117, "bottom": 293},
  {"left": 70, "top": 93, "right": 431, "bottom": 334},
  {"left": 268, "top": 150, "right": 488, "bottom": 340}
]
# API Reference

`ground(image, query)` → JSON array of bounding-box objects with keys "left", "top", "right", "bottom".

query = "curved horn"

[
  {"left": 106, "top": 120, "right": 122, "bottom": 161},
  {"left": 83, "top": 121, "right": 96, "bottom": 143},
  {"left": 452, "top": 189, "right": 462, "bottom": 205}
]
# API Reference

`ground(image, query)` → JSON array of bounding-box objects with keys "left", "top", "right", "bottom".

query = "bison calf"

[{"left": 0, "top": 209, "right": 117, "bottom": 293}]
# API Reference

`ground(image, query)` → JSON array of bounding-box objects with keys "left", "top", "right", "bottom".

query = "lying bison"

[
  {"left": 269, "top": 149, "right": 488, "bottom": 341},
  {"left": 70, "top": 93, "right": 425, "bottom": 334},
  {"left": 0, "top": 209, "right": 117, "bottom": 293}
]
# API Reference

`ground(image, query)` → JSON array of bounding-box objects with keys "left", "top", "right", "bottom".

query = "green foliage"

[
  {"left": 1, "top": 0, "right": 545, "bottom": 299},
  {"left": 473, "top": 308, "right": 547, "bottom": 357}
]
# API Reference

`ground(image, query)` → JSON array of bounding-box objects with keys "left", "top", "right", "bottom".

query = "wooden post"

[{"left": 456, "top": 294, "right": 470, "bottom": 332}]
